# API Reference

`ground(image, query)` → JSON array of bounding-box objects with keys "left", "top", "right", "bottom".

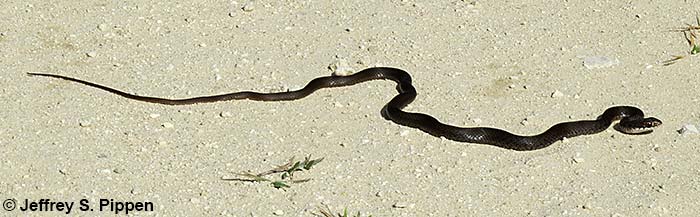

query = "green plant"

[{"left": 223, "top": 155, "right": 324, "bottom": 189}]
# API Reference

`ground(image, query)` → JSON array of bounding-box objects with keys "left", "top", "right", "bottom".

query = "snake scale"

[{"left": 28, "top": 67, "right": 662, "bottom": 151}]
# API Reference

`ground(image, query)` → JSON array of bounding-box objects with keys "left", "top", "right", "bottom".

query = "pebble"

[
  {"left": 550, "top": 90, "right": 564, "bottom": 98},
  {"left": 392, "top": 202, "right": 409, "bottom": 208},
  {"left": 220, "top": 111, "right": 233, "bottom": 117},
  {"left": 149, "top": 113, "right": 161, "bottom": 118},
  {"left": 272, "top": 210, "right": 284, "bottom": 215},
  {"left": 162, "top": 122, "right": 174, "bottom": 128},
  {"left": 678, "top": 124, "right": 699, "bottom": 135},
  {"left": 242, "top": 1, "right": 255, "bottom": 12},
  {"left": 391, "top": 202, "right": 416, "bottom": 209},
  {"left": 79, "top": 120, "right": 91, "bottom": 127},
  {"left": 97, "top": 23, "right": 108, "bottom": 31},
  {"left": 520, "top": 118, "right": 528, "bottom": 126},
  {"left": 572, "top": 153, "right": 584, "bottom": 163},
  {"left": 86, "top": 51, "right": 97, "bottom": 57},
  {"left": 583, "top": 56, "right": 620, "bottom": 69},
  {"left": 328, "top": 59, "right": 354, "bottom": 76}
]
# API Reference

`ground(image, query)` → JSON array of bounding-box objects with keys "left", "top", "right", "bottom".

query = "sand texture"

[{"left": 2, "top": 1, "right": 699, "bottom": 216}]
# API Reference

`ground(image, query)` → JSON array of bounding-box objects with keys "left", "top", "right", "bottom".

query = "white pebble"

[
  {"left": 149, "top": 113, "right": 161, "bottom": 118},
  {"left": 97, "top": 23, "right": 108, "bottom": 31},
  {"left": 86, "top": 51, "right": 97, "bottom": 57},
  {"left": 162, "top": 122, "right": 174, "bottom": 128},
  {"left": 79, "top": 120, "right": 91, "bottom": 127},
  {"left": 329, "top": 59, "right": 354, "bottom": 76},
  {"left": 551, "top": 90, "right": 564, "bottom": 98},
  {"left": 583, "top": 56, "right": 620, "bottom": 69},
  {"left": 678, "top": 124, "right": 699, "bottom": 135},
  {"left": 220, "top": 111, "right": 233, "bottom": 117},
  {"left": 393, "top": 202, "right": 409, "bottom": 208},
  {"left": 520, "top": 118, "right": 528, "bottom": 126},
  {"left": 242, "top": 1, "right": 255, "bottom": 12},
  {"left": 572, "top": 153, "right": 584, "bottom": 163},
  {"left": 272, "top": 210, "right": 284, "bottom": 215}
]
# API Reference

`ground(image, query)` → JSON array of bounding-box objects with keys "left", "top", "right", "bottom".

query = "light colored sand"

[{"left": 2, "top": 1, "right": 699, "bottom": 216}]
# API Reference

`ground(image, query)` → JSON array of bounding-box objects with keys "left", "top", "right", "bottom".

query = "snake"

[{"left": 27, "top": 67, "right": 662, "bottom": 151}]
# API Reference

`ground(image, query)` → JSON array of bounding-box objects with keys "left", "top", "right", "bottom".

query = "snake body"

[{"left": 27, "top": 67, "right": 661, "bottom": 151}]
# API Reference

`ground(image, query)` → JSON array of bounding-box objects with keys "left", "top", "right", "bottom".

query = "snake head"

[{"left": 615, "top": 117, "right": 663, "bottom": 135}]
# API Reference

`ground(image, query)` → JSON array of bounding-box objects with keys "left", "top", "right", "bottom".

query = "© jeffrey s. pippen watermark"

[{"left": 3, "top": 198, "right": 153, "bottom": 214}]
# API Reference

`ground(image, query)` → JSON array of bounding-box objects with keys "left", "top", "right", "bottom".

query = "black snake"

[{"left": 27, "top": 67, "right": 662, "bottom": 151}]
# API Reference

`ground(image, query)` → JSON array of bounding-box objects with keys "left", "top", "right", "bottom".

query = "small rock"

[
  {"left": 583, "top": 56, "right": 620, "bottom": 69},
  {"left": 162, "top": 122, "right": 174, "bottom": 128},
  {"left": 272, "top": 210, "right": 284, "bottom": 215},
  {"left": 520, "top": 118, "right": 528, "bottom": 126},
  {"left": 149, "top": 113, "right": 161, "bottom": 118},
  {"left": 328, "top": 59, "right": 354, "bottom": 76},
  {"left": 242, "top": 1, "right": 255, "bottom": 12},
  {"left": 392, "top": 202, "right": 409, "bottom": 208},
  {"left": 79, "top": 120, "right": 91, "bottom": 127},
  {"left": 97, "top": 23, "right": 108, "bottom": 31},
  {"left": 551, "top": 90, "right": 564, "bottom": 98},
  {"left": 678, "top": 124, "right": 699, "bottom": 135},
  {"left": 220, "top": 111, "right": 233, "bottom": 117},
  {"left": 572, "top": 153, "right": 584, "bottom": 163},
  {"left": 86, "top": 51, "right": 97, "bottom": 57}
]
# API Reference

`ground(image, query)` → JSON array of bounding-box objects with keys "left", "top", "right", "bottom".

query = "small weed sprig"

[
  {"left": 663, "top": 15, "right": 700, "bottom": 65},
  {"left": 313, "top": 205, "right": 373, "bottom": 217},
  {"left": 223, "top": 155, "right": 324, "bottom": 189}
]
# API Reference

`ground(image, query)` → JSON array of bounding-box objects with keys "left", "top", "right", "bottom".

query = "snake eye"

[{"left": 643, "top": 117, "right": 663, "bottom": 127}]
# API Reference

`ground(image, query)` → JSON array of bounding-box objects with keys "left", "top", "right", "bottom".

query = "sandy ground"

[{"left": 2, "top": 1, "right": 699, "bottom": 216}]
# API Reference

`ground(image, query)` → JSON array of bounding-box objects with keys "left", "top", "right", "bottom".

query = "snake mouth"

[{"left": 615, "top": 117, "right": 663, "bottom": 135}]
